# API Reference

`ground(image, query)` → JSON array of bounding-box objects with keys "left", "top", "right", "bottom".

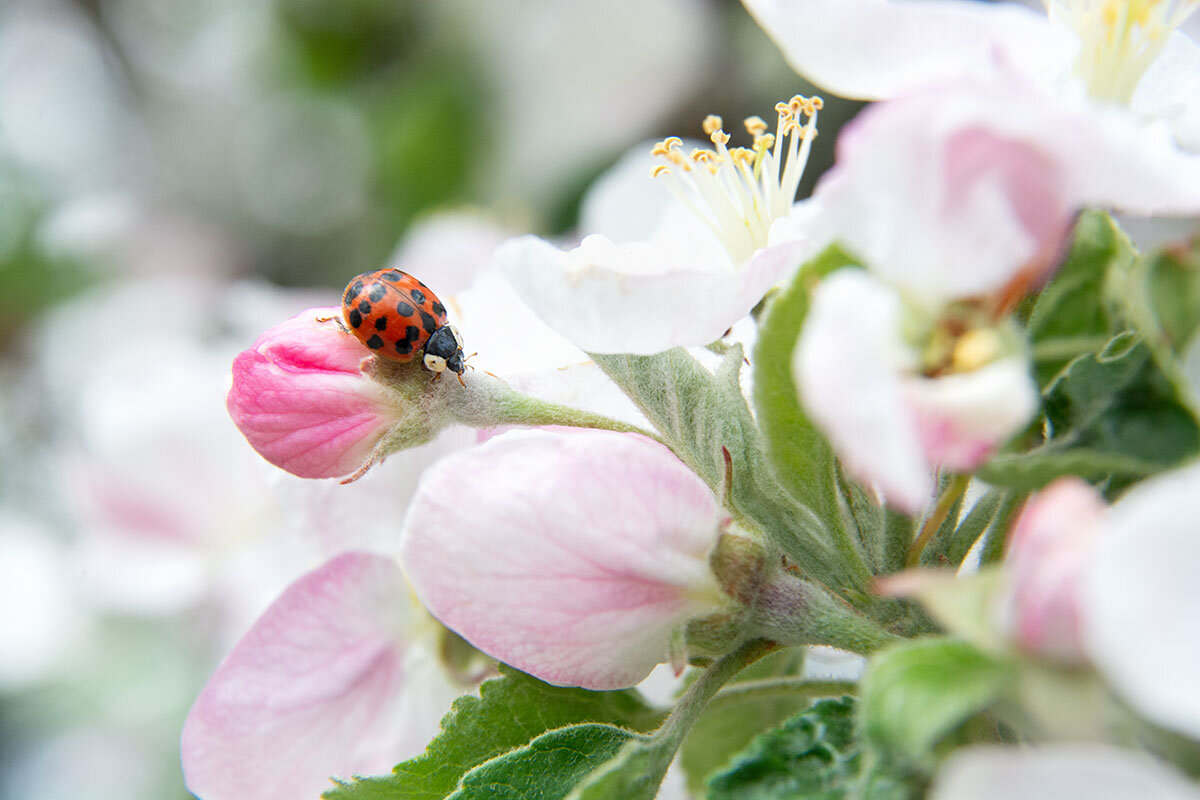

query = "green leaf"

[
  {"left": 323, "top": 666, "right": 663, "bottom": 799},
  {"left": 920, "top": 487, "right": 1005, "bottom": 569},
  {"left": 1026, "top": 210, "right": 1133, "bottom": 385},
  {"left": 860, "top": 639, "right": 1012, "bottom": 766},
  {"left": 450, "top": 724, "right": 641, "bottom": 800},
  {"left": 706, "top": 696, "right": 916, "bottom": 800},
  {"left": 706, "top": 696, "right": 858, "bottom": 800},
  {"left": 1141, "top": 237, "right": 1200, "bottom": 352},
  {"left": 980, "top": 333, "right": 1200, "bottom": 492},
  {"left": 752, "top": 245, "right": 858, "bottom": 523}
]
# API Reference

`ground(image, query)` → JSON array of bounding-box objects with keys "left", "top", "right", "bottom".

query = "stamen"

[
  {"left": 649, "top": 95, "right": 822, "bottom": 264},
  {"left": 1047, "top": 0, "right": 1199, "bottom": 103}
]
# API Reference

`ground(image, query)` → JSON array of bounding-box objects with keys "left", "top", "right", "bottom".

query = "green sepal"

[{"left": 860, "top": 638, "right": 1013, "bottom": 768}]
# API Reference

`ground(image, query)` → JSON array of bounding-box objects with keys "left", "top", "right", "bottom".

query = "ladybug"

[{"left": 341, "top": 269, "right": 467, "bottom": 383}]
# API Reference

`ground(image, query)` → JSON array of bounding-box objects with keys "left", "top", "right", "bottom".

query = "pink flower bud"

[
  {"left": 399, "top": 429, "right": 730, "bottom": 690},
  {"left": 226, "top": 308, "right": 401, "bottom": 479},
  {"left": 1002, "top": 478, "right": 1106, "bottom": 663}
]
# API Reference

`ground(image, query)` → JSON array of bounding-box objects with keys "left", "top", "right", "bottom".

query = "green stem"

[
  {"left": 907, "top": 474, "right": 970, "bottom": 568},
  {"left": 707, "top": 677, "right": 856, "bottom": 712},
  {"left": 450, "top": 372, "right": 661, "bottom": 440},
  {"left": 660, "top": 639, "right": 779, "bottom": 743}
]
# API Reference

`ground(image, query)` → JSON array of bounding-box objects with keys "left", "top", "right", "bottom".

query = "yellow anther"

[
  {"left": 702, "top": 115, "right": 723, "bottom": 136},
  {"left": 743, "top": 116, "right": 768, "bottom": 136},
  {"left": 951, "top": 329, "right": 1002, "bottom": 373},
  {"left": 754, "top": 133, "right": 775, "bottom": 151},
  {"left": 691, "top": 148, "right": 716, "bottom": 162},
  {"left": 710, "top": 129, "right": 731, "bottom": 146},
  {"left": 775, "top": 102, "right": 793, "bottom": 119},
  {"left": 650, "top": 164, "right": 670, "bottom": 178}
]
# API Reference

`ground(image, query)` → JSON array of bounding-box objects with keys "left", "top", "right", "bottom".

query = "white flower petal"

[
  {"left": 1132, "top": 31, "right": 1200, "bottom": 151},
  {"left": 795, "top": 270, "right": 932, "bottom": 512},
  {"left": 497, "top": 233, "right": 807, "bottom": 354},
  {"left": 1083, "top": 460, "right": 1200, "bottom": 740},
  {"left": 932, "top": 744, "right": 1200, "bottom": 800},
  {"left": 741, "top": 0, "right": 1069, "bottom": 101}
]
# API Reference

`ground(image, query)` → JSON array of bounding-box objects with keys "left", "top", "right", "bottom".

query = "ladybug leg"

[
  {"left": 456, "top": 372, "right": 466, "bottom": 388},
  {"left": 431, "top": 371, "right": 444, "bottom": 384},
  {"left": 315, "top": 313, "right": 349, "bottom": 333}
]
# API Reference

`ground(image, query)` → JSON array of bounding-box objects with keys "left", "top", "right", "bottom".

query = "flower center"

[
  {"left": 1048, "top": 0, "right": 1199, "bottom": 103},
  {"left": 650, "top": 94, "right": 821, "bottom": 264}
]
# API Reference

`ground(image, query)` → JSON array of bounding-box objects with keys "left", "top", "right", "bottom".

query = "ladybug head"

[{"left": 423, "top": 325, "right": 466, "bottom": 376}]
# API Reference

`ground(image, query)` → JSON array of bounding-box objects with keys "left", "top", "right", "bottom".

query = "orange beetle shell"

[{"left": 341, "top": 269, "right": 448, "bottom": 363}]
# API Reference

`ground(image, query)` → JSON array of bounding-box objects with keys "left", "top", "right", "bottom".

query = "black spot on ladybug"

[
  {"left": 396, "top": 301, "right": 414, "bottom": 317},
  {"left": 368, "top": 283, "right": 387, "bottom": 303},
  {"left": 410, "top": 288, "right": 426, "bottom": 305},
  {"left": 366, "top": 334, "right": 384, "bottom": 349},
  {"left": 383, "top": 270, "right": 402, "bottom": 282},
  {"left": 395, "top": 340, "right": 413, "bottom": 355},
  {"left": 358, "top": 299, "right": 372, "bottom": 316},
  {"left": 405, "top": 325, "right": 421, "bottom": 342},
  {"left": 344, "top": 281, "right": 363, "bottom": 303},
  {"left": 431, "top": 301, "right": 445, "bottom": 317},
  {"left": 374, "top": 316, "right": 388, "bottom": 331},
  {"left": 348, "top": 309, "right": 363, "bottom": 328},
  {"left": 418, "top": 308, "right": 437, "bottom": 334}
]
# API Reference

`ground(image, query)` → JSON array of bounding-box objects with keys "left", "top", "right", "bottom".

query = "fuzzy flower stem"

[
  {"left": 753, "top": 571, "right": 902, "bottom": 654},
  {"left": 907, "top": 473, "right": 971, "bottom": 568},
  {"left": 658, "top": 639, "right": 780, "bottom": 744}
]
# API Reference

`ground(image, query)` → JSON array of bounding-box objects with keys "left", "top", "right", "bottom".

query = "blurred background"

[{"left": 0, "top": 0, "right": 860, "bottom": 796}]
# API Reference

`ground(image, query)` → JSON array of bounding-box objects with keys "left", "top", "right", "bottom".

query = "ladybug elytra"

[{"left": 341, "top": 269, "right": 466, "bottom": 382}]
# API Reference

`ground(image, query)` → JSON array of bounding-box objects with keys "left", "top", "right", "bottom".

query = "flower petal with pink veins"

[
  {"left": 497, "top": 233, "right": 808, "bottom": 354},
  {"left": 400, "top": 429, "right": 728, "bottom": 690},
  {"left": 182, "top": 553, "right": 416, "bottom": 800},
  {"left": 794, "top": 270, "right": 932, "bottom": 513},
  {"left": 1083, "top": 460, "right": 1200, "bottom": 740},
  {"left": 226, "top": 307, "right": 402, "bottom": 479}
]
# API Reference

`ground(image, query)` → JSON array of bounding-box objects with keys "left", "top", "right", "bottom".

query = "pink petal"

[
  {"left": 226, "top": 308, "right": 402, "bottom": 479},
  {"left": 904, "top": 357, "right": 1039, "bottom": 472},
  {"left": 400, "top": 429, "right": 727, "bottom": 690},
  {"left": 1002, "top": 479, "right": 1106, "bottom": 663},
  {"left": 182, "top": 553, "right": 412, "bottom": 800}
]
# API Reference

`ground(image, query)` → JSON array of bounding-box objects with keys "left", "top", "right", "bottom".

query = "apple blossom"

[
  {"left": 795, "top": 269, "right": 1038, "bottom": 512},
  {"left": 496, "top": 96, "right": 821, "bottom": 354},
  {"left": 182, "top": 552, "right": 464, "bottom": 800},
  {"left": 1083, "top": 459, "right": 1200, "bottom": 740},
  {"left": 400, "top": 428, "right": 733, "bottom": 690}
]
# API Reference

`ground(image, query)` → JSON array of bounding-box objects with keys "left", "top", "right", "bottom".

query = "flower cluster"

[{"left": 186, "top": 2, "right": 1200, "bottom": 798}]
